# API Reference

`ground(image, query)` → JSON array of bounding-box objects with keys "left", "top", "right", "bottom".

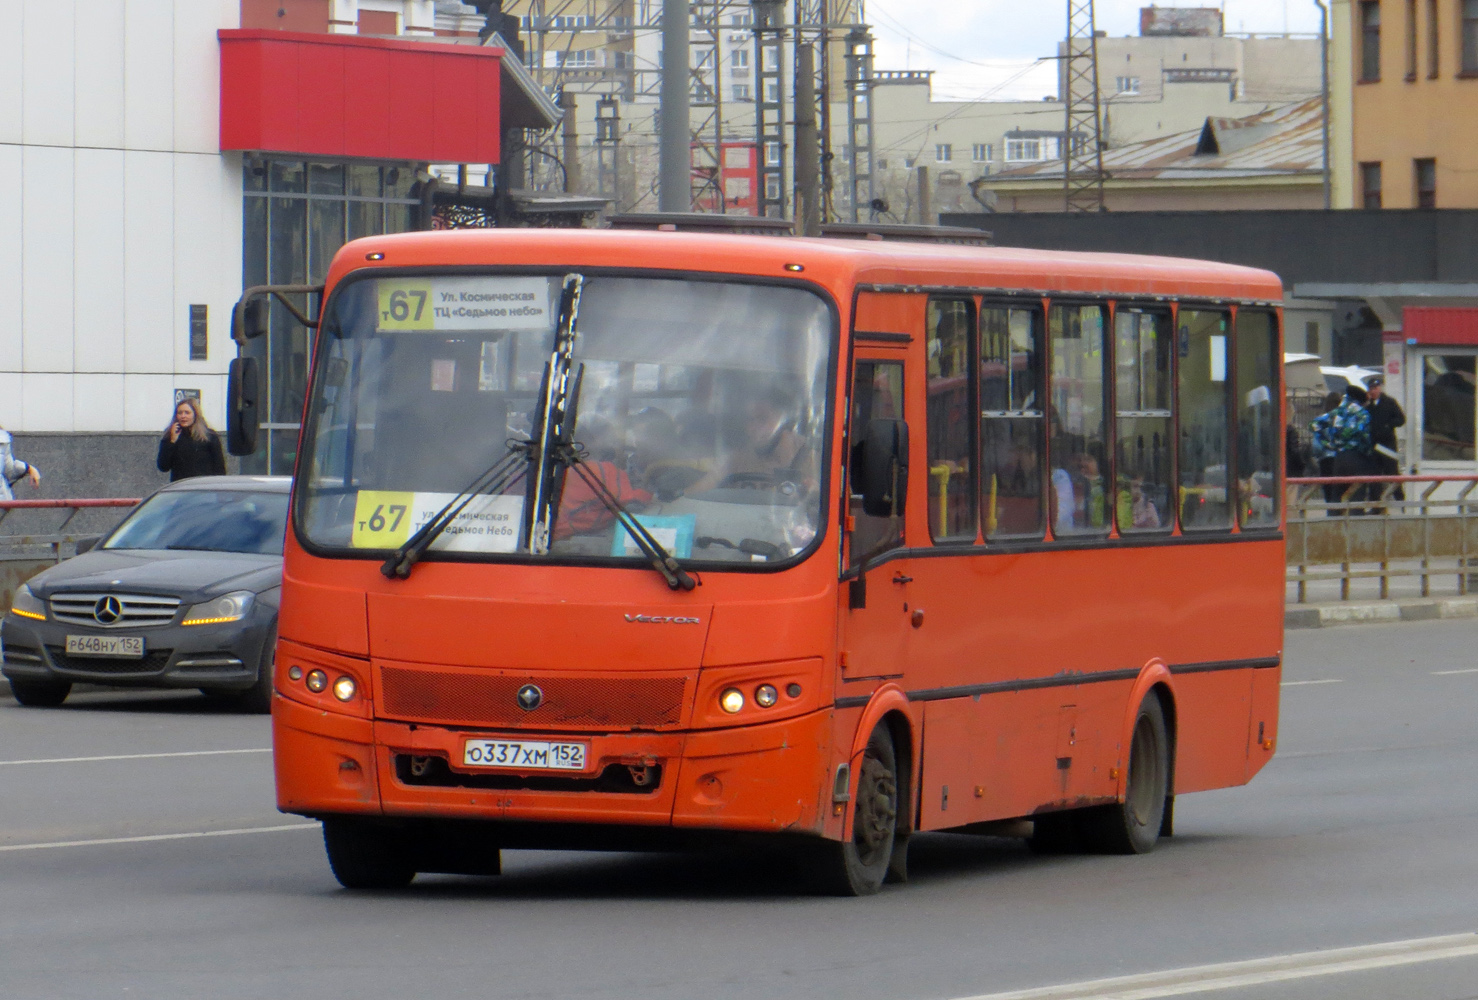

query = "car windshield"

[
  {"left": 297, "top": 272, "right": 834, "bottom": 566},
  {"left": 104, "top": 490, "right": 290, "bottom": 555}
]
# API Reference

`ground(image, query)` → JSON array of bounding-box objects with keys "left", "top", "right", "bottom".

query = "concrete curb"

[{"left": 1286, "top": 596, "right": 1478, "bottom": 629}]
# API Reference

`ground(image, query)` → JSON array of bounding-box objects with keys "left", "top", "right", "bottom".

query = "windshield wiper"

[
  {"left": 565, "top": 457, "right": 697, "bottom": 591},
  {"left": 526, "top": 274, "right": 585, "bottom": 555},
  {"left": 380, "top": 446, "right": 529, "bottom": 579}
]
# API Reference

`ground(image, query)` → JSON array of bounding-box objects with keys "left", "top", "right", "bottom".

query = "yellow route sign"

[
  {"left": 376, "top": 280, "right": 434, "bottom": 331},
  {"left": 351, "top": 490, "right": 415, "bottom": 548}
]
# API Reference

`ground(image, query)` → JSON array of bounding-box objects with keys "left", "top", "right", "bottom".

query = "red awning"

[
  {"left": 1403, "top": 307, "right": 1478, "bottom": 346},
  {"left": 219, "top": 29, "right": 502, "bottom": 164}
]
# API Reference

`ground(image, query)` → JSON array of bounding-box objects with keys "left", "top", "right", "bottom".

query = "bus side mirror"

[
  {"left": 860, "top": 418, "right": 908, "bottom": 518},
  {"left": 226, "top": 357, "right": 260, "bottom": 456},
  {"left": 234, "top": 296, "right": 269, "bottom": 341}
]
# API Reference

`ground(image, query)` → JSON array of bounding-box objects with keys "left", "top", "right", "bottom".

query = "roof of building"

[{"left": 987, "top": 96, "right": 1323, "bottom": 186}]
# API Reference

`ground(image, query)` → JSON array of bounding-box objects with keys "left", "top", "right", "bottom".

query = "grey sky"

[{"left": 867, "top": 1, "right": 1325, "bottom": 99}]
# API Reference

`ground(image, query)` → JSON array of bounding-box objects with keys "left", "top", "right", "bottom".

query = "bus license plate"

[
  {"left": 65, "top": 634, "right": 144, "bottom": 659},
  {"left": 463, "top": 739, "right": 588, "bottom": 771}
]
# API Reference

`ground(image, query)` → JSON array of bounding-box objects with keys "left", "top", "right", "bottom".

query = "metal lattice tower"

[
  {"left": 753, "top": 0, "right": 787, "bottom": 218},
  {"left": 844, "top": 23, "right": 874, "bottom": 222},
  {"left": 1063, "top": 0, "right": 1105, "bottom": 212}
]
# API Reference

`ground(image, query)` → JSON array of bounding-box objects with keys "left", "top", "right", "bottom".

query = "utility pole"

[
  {"left": 795, "top": 42, "right": 820, "bottom": 234},
  {"left": 1314, "top": 0, "right": 1331, "bottom": 209},
  {"left": 1062, "top": 0, "right": 1105, "bottom": 212},
  {"left": 560, "top": 91, "right": 580, "bottom": 194},
  {"left": 753, "top": 0, "right": 787, "bottom": 219},
  {"left": 659, "top": 0, "right": 691, "bottom": 211}
]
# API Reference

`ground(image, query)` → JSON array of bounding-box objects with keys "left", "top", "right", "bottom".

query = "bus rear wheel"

[
  {"left": 322, "top": 818, "right": 416, "bottom": 890},
  {"left": 1080, "top": 695, "right": 1170, "bottom": 854},
  {"left": 814, "top": 726, "right": 898, "bottom": 896}
]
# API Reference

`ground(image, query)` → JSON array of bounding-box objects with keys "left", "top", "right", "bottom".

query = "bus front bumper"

[{"left": 273, "top": 694, "right": 832, "bottom": 836}]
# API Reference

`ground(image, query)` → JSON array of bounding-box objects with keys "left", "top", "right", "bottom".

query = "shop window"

[
  {"left": 926, "top": 298, "right": 976, "bottom": 541},
  {"left": 1235, "top": 310, "right": 1281, "bottom": 529},
  {"left": 1114, "top": 308, "right": 1173, "bottom": 534},
  {"left": 1177, "top": 309, "right": 1233, "bottom": 530},
  {"left": 242, "top": 158, "right": 422, "bottom": 475},
  {"left": 980, "top": 304, "right": 1044, "bottom": 538},
  {"left": 1422, "top": 355, "right": 1476, "bottom": 461},
  {"left": 849, "top": 360, "right": 905, "bottom": 562},
  {"left": 1048, "top": 304, "right": 1110, "bottom": 537},
  {"left": 1361, "top": 1, "right": 1382, "bottom": 81},
  {"left": 1415, "top": 157, "right": 1437, "bottom": 207}
]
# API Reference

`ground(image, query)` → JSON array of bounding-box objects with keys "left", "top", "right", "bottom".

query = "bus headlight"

[
  {"left": 719, "top": 688, "right": 745, "bottom": 714},
  {"left": 9, "top": 584, "right": 46, "bottom": 621},
  {"left": 332, "top": 676, "right": 357, "bottom": 702},
  {"left": 305, "top": 669, "right": 328, "bottom": 693},
  {"left": 181, "top": 591, "right": 254, "bottom": 626},
  {"left": 754, "top": 684, "right": 778, "bottom": 708}
]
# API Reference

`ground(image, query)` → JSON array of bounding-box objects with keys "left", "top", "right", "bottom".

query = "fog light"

[
  {"left": 786, "top": 683, "right": 802, "bottom": 698},
  {"left": 288, "top": 665, "right": 302, "bottom": 681},
  {"left": 754, "top": 684, "right": 778, "bottom": 708},
  {"left": 305, "top": 669, "right": 328, "bottom": 693},
  {"left": 719, "top": 688, "right": 744, "bottom": 714},
  {"left": 332, "top": 676, "right": 356, "bottom": 702}
]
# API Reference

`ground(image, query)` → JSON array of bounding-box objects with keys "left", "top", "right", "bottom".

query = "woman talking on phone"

[{"left": 156, "top": 397, "right": 226, "bottom": 481}]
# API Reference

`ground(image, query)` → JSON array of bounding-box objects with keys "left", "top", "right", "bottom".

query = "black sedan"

[{"left": 2, "top": 476, "right": 289, "bottom": 711}]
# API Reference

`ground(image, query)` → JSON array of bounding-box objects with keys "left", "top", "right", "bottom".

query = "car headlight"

[
  {"left": 9, "top": 584, "right": 46, "bottom": 621},
  {"left": 181, "top": 591, "right": 255, "bottom": 626}
]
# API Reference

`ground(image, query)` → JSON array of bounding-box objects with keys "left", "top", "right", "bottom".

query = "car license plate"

[
  {"left": 463, "top": 739, "right": 588, "bottom": 771},
  {"left": 65, "top": 634, "right": 144, "bottom": 659}
]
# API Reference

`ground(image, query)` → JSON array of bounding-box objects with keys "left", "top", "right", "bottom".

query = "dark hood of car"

[{"left": 27, "top": 550, "right": 283, "bottom": 601}]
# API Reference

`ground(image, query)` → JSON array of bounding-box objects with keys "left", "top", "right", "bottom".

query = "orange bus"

[{"left": 230, "top": 229, "right": 1284, "bottom": 895}]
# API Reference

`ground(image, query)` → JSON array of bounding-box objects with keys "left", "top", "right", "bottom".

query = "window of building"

[
  {"left": 764, "top": 80, "right": 780, "bottom": 102},
  {"left": 242, "top": 159, "right": 420, "bottom": 475},
  {"left": 732, "top": 83, "right": 752, "bottom": 100},
  {"left": 1176, "top": 309, "right": 1232, "bottom": 530},
  {"left": 558, "top": 49, "right": 598, "bottom": 68},
  {"left": 1005, "top": 138, "right": 1042, "bottom": 161},
  {"left": 1048, "top": 304, "right": 1110, "bottom": 537},
  {"left": 1361, "top": 0, "right": 1382, "bottom": 81},
  {"left": 765, "top": 173, "right": 781, "bottom": 200},
  {"left": 1235, "top": 310, "right": 1281, "bottom": 530},
  {"left": 1406, "top": 0, "right": 1419, "bottom": 78},
  {"left": 1115, "top": 76, "right": 1141, "bottom": 94},
  {"left": 1422, "top": 355, "right": 1477, "bottom": 460},
  {"left": 935, "top": 144, "right": 953, "bottom": 163},
  {"left": 764, "top": 140, "right": 781, "bottom": 166},
  {"left": 1361, "top": 161, "right": 1383, "bottom": 208},
  {"left": 1429, "top": 0, "right": 1441, "bottom": 76},
  {"left": 926, "top": 299, "right": 976, "bottom": 541},
  {"left": 1466, "top": 0, "right": 1478, "bottom": 72},
  {"left": 1306, "top": 320, "right": 1321, "bottom": 355},
  {"left": 1114, "top": 308, "right": 1173, "bottom": 534},
  {"left": 973, "top": 143, "right": 991, "bottom": 162},
  {"left": 1416, "top": 157, "right": 1438, "bottom": 206},
  {"left": 904, "top": 157, "right": 916, "bottom": 169},
  {"left": 980, "top": 304, "right": 1044, "bottom": 538},
  {"left": 732, "top": 48, "right": 749, "bottom": 68},
  {"left": 849, "top": 360, "right": 905, "bottom": 562}
]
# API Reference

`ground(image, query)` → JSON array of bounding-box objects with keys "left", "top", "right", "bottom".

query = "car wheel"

[
  {"left": 234, "top": 624, "right": 276, "bottom": 715},
  {"left": 8, "top": 678, "right": 72, "bottom": 707}
]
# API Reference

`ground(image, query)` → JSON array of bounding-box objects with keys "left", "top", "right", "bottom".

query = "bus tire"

[
  {"left": 8, "top": 678, "right": 72, "bottom": 707},
  {"left": 814, "top": 726, "right": 898, "bottom": 896},
  {"left": 1027, "top": 811, "right": 1082, "bottom": 855},
  {"left": 322, "top": 818, "right": 416, "bottom": 890},
  {"left": 1081, "top": 695, "right": 1170, "bottom": 855}
]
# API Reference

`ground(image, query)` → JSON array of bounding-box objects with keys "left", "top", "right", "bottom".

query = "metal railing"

[
  {"left": 0, "top": 499, "right": 140, "bottom": 612},
  {"left": 1286, "top": 475, "right": 1478, "bottom": 603}
]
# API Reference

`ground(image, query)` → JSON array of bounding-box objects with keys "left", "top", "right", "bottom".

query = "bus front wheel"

[
  {"left": 1081, "top": 695, "right": 1170, "bottom": 854},
  {"left": 815, "top": 726, "right": 898, "bottom": 896},
  {"left": 322, "top": 818, "right": 416, "bottom": 890}
]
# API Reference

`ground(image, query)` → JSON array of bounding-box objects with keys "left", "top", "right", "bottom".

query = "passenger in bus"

[
  {"left": 1126, "top": 477, "right": 1161, "bottom": 529},
  {"left": 556, "top": 418, "right": 652, "bottom": 540},
  {"left": 695, "top": 386, "right": 817, "bottom": 493},
  {"left": 626, "top": 407, "right": 708, "bottom": 502},
  {"left": 1051, "top": 452, "right": 1107, "bottom": 534}
]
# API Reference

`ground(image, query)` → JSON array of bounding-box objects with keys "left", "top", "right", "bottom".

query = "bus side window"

[
  {"left": 1178, "top": 309, "right": 1233, "bottom": 530},
  {"left": 1114, "top": 308, "right": 1174, "bottom": 534},
  {"left": 980, "top": 304, "right": 1045, "bottom": 539},
  {"left": 1235, "top": 309, "right": 1281, "bottom": 529},
  {"left": 1048, "top": 303, "right": 1111, "bottom": 538},
  {"left": 926, "top": 298, "right": 977, "bottom": 541},
  {"left": 849, "top": 360, "right": 905, "bottom": 563}
]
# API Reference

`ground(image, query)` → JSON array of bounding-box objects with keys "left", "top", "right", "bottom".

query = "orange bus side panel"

[
  {"left": 1171, "top": 670, "right": 1254, "bottom": 793},
  {"left": 854, "top": 291, "right": 923, "bottom": 336},
  {"left": 1246, "top": 665, "right": 1281, "bottom": 780},
  {"left": 280, "top": 574, "right": 370, "bottom": 656},
  {"left": 274, "top": 695, "right": 380, "bottom": 815},
  {"left": 672, "top": 710, "right": 831, "bottom": 833}
]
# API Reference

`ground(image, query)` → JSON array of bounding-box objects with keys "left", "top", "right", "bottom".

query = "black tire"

[
  {"left": 1027, "top": 810, "right": 1082, "bottom": 855},
  {"left": 322, "top": 819, "right": 416, "bottom": 890},
  {"left": 1079, "top": 695, "right": 1171, "bottom": 854},
  {"left": 234, "top": 625, "right": 276, "bottom": 715},
  {"left": 813, "top": 726, "right": 898, "bottom": 896},
  {"left": 8, "top": 678, "right": 72, "bottom": 707}
]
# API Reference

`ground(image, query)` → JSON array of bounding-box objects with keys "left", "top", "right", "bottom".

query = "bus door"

[{"left": 838, "top": 352, "right": 912, "bottom": 687}]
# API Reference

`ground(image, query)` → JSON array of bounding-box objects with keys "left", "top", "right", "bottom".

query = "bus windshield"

[{"left": 296, "top": 272, "right": 834, "bottom": 567}]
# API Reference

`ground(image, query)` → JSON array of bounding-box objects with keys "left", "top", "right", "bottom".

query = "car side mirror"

[
  {"left": 859, "top": 418, "right": 908, "bottom": 518},
  {"left": 227, "top": 357, "right": 260, "bottom": 456},
  {"left": 73, "top": 536, "right": 101, "bottom": 555}
]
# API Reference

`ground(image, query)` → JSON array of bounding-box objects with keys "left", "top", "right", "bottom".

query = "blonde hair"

[{"left": 168, "top": 397, "right": 212, "bottom": 443}]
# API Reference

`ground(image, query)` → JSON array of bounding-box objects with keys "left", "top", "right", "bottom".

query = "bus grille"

[{"left": 378, "top": 666, "right": 689, "bottom": 731}]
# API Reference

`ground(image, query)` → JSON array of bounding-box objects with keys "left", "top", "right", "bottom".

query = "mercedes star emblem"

[
  {"left": 93, "top": 596, "right": 122, "bottom": 625},
  {"left": 516, "top": 684, "right": 543, "bottom": 711}
]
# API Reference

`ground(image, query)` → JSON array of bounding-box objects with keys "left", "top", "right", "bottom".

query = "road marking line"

[
  {"left": 0, "top": 823, "right": 318, "bottom": 853},
  {"left": 952, "top": 932, "right": 1478, "bottom": 1000},
  {"left": 1281, "top": 679, "right": 1343, "bottom": 687},
  {"left": 0, "top": 748, "right": 271, "bottom": 767},
  {"left": 1432, "top": 668, "right": 1478, "bottom": 675}
]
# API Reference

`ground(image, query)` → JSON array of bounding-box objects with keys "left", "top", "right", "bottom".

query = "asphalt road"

[{"left": 2, "top": 621, "right": 1477, "bottom": 1000}]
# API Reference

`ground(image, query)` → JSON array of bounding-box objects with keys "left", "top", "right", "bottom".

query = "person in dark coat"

[
  {"left": 1364, "top": 374, "right": 1407, "bottom": 503},
  {"left": 157, "top": 398, "right": 226, "bottom": 481}
]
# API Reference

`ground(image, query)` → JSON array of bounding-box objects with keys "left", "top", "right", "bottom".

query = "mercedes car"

[{"left": 2, "top": 476, "right": 289, "bottom": 711}]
